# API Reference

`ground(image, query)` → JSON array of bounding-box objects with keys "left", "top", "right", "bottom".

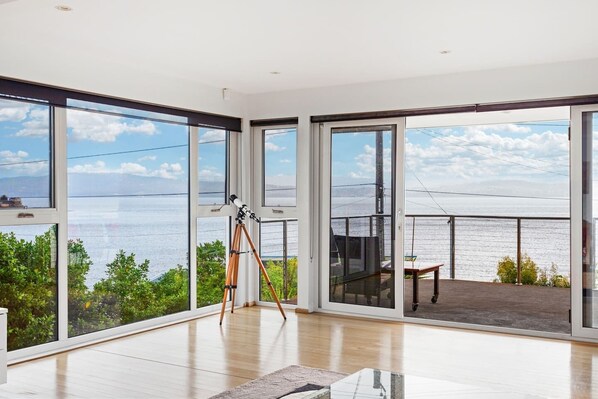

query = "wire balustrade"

[{"left": 260, "top": 214, "right": 571, "bottom": 286}]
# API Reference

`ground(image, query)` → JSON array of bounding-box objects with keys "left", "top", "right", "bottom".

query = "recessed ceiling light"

[
  {"left": 439, "top": 50, "right": 451, "bottom": 55},
  {"left": 270, "top": 71, "right": 281, "bottom": 75},
  {"left": 55, "top": 5, "right": 72, "bottom": 11}
]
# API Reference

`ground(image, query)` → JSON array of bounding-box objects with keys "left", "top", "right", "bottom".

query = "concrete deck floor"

[
  {"left": 404, "top": 279, "right": 570, "bottom": 334},
  {"left": 332, "top": 279, "right": 571, "bottom": 334}
]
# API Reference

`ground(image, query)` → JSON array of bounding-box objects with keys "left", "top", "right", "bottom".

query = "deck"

[
  {"left": 332, "top": 278, "right": 570, "bottom": 334},
  {"left": 404, "top": 279, "right": 570, "bottom": 333}
]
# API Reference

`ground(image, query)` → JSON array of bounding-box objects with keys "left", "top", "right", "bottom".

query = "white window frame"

[
  {"left": 252, "top": 124, "right": 299, "bottom": 218},
  {"left": 318, "top": 118, "right": 405, "bottom": 319},
  {"left": 251, "top": 124, "right": 298, "bottom": 307},
  {"left": 570, "top": 104, "right": 598, "bottom": 340},
  {"left": 4, "top": 107, "right": 244, "bottom": 362},
  {"left": 195, "top": 128, "right": 240, "bottom": 313}
]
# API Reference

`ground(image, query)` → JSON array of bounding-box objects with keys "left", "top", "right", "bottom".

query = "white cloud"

[
  {"left": 198, "top": 167, "right": 224, "bottom": 181},
  {"left": 151, "top": 162, "right": 184, "bottom": 179},
  {"left": 349, "top": 144, "right": 391, "bottom": 178},
  {"left": 404, "top": 127, "right": 569, "bottom": 183},
  {"left": 67, "top": 110, "right": 157, "bottom": 142},
  {"left": 0, "top": 149, "right": 48, "bottom": 175},
  {"left": 120, "top": 162, "right": 148, "bottom": 175},
  {"left": 200, "top": 129, "right": 226, "bottom": 144},
  {"left": 138, "top": 155, "right": 157, "bottom": 162},
  {"left": 15, "top": 108, "right": 49, "bottom": 138},
  {"left": 0, "top": 99, "right": 30, "bottom": 122},
  {"left": 280, "top": 159, "right": 291, "bottom": 163},
  {"left": 68, "top": 161, "right": 185, "bottom": 180},
  {"left": 265, "top": 142, "right": 285, "bottom": 152},
  {"left": 68, "top": 161, "right": 110, "bottom": 174}
]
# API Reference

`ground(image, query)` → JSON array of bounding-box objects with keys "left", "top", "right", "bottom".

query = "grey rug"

[{"left": 209, "top": 365, "right": 347, "bottom": 399}]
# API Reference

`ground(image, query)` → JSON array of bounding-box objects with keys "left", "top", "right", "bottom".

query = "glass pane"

[
  {"left": 330, "top": 128, "right": 394, "bottom": 308},
  {"left": 583, "top": 112, "right": 598, "bottom": 328},
  {"left": 67, "top": 108, "right": 189, "bottom": 337},
  {"left": 263, "top": 128, "right": 297, "bottom": 207},
  {"left": 198, "top": 128, "right": 227, "bottom": 205},
  {"left": 0, "top": 224, "right": 57, "bottom": 351},
  {"left": 0, "top": 98, "right": 51, "bottom": 209},
  {"left": 259, "top": 218, "right": 298, "bottom": 304},
  {"left": 404, "top": 118, "right": 570, "bottom": 331},
  {"left": 197, "top": 217, "right": 230, "bottom": 308},
  {"left": 67, "top": 99, "right": 188, "bottom": 125}
]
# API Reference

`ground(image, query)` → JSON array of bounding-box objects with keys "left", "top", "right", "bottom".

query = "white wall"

[
  {"left": 1, "top": 66, "right": 246, "bottom": 119},
  {"left": 246, "top": 57, "right": 598, "bottom": 312},
  {"left": 247, "top": 58, "right": 598, "bottom": 118}
]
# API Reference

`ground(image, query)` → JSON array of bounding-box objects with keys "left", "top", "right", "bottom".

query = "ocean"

[{"left": 1, "top": 195, "right": 572, "bottom": 287}]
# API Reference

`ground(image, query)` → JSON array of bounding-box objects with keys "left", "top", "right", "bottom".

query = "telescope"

[
  {"left": 230, "top": 194, "right": 260, "bottom": 223},
  {"left": 220, "top": 194, "right": 286, "bottom": 325}
]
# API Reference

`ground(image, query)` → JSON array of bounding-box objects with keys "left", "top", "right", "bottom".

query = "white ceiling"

[{"left": 1, "top": 0, "right": 598, "bottom": 95}]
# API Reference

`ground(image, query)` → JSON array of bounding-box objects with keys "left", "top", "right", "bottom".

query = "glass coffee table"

[{"left": 300, "top": 368, "right": 544, "bottom": 398}]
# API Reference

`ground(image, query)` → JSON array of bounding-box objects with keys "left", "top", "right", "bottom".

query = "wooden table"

[{"left": 404, "top": 263, "right": 443, "bottom": 311}]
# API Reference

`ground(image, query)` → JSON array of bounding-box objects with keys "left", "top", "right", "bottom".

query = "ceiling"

[{"left": 1, "top": 0, "right": 598, "bottom": 95}]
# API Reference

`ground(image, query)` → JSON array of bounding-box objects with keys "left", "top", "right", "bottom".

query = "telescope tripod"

[{"left": 219, "top": 218, "right": 287, "bottom": 325}]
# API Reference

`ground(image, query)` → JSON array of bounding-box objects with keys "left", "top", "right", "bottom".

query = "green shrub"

[{"left": 496, "top": 255, "right": 570, "bottom": 287}]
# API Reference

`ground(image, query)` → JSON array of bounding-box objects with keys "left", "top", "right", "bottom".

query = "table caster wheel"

[
  {"left": 412, "top": 303, "right": 418, "bottom": 311},
  {"left": 431, "top": 295, "right": 438, "bottom": 303}
]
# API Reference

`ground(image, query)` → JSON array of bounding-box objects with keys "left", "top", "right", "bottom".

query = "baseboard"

[
  {"left": 243, "top": 301, "right": 257, "bottom": 307},
  {"left": 295, "top": 308, "right": 310, "bottom": 314}
]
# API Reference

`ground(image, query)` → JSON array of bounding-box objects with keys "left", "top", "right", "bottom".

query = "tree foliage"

[
  {"left": 0, "top": 230, "right": 230, "bottom": 351},
  {"left": 197, "top": 240, "right": 227, "bottom": 307},
  {"left": 260, "top": 257, "right": 298, "bottom": 303},
  {"left": 0, "top": 229, "right": 57, "bottom": 350}
]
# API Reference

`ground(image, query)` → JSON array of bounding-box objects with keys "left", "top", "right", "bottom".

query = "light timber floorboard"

[{"left": 0, "top": 306, "right": 597, "bottom": 398}]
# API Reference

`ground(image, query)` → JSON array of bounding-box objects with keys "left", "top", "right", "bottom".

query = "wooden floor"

[{"left": 1, "top": 306, "right": 598, "bottom": 398}]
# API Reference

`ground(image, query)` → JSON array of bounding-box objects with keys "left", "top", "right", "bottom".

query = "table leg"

[
  {"left": 412, "top": 272, "right": 419, "bottom": 311},
  {"left": 432, "top": 269, "right": 439, "bottom": 303}
]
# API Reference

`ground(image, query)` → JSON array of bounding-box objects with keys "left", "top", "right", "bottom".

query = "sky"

[{"left": 0, "top": 96, "right": 578, "bottom": 215}]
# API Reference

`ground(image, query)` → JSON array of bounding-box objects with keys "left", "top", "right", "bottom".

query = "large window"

[
  {"left": 0, "top": 79, "right": 241, "bottom": 356},
  {"left": 0, "top": 98, "right": 52, "bottom": 209},
  {"left": 67, "top": 108, "right": 190, "bottom": 336}
]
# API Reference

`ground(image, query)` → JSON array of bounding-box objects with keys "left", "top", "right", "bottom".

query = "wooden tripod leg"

[
  {"left": 230, "top": 237, "right": 241, "bottom": 314},
  {"left": 241, "top": 224, "right": 287, "bottom": 320},
  {"left": 219, "top": 224, "right": 242, "bottom": 325}
]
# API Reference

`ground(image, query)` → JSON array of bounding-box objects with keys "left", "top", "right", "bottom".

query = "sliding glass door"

[
  {"left": 572, "top": 105, "right": 598, "bottom": 339},
  {"left": 320, "top": 119, "right": 404, "bottom": 317}
]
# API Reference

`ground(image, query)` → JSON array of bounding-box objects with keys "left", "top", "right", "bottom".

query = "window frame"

[
  {"left": 252, "top": 124, "right": 298, "bottom": 219},
  {"left": 251, "top": 124, "right": 298, "bottom": 307},
  {"left": 0, "top": 97, "right": 57, "bottom": 224},
  {"left": 0, "top": 85, "right": 244, "bottom": 361}
]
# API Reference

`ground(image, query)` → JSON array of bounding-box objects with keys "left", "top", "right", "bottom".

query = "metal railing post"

[
  {"left": 450, "top": 216, "right": 455, "bottom": 279},
  {"left": 344, "top": 217, "right": 350, "bottom": 277},
  {"left": 282, "top": 220, "right": 288, "bottom": 301},
  {"left": 516, "top": 218, "right": 522, "bottom": 285}
]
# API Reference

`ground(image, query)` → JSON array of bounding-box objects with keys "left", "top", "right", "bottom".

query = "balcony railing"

[
  {"left": 262, "top": 214, "right": 571, "bottom": 287},
  {"left": 332, "top": 214, "right": 570, "bottom": 284}
]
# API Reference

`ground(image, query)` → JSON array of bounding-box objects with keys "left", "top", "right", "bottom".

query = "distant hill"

[{"left": 0, "top": 174, "right": 225, "bottom": 197}]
